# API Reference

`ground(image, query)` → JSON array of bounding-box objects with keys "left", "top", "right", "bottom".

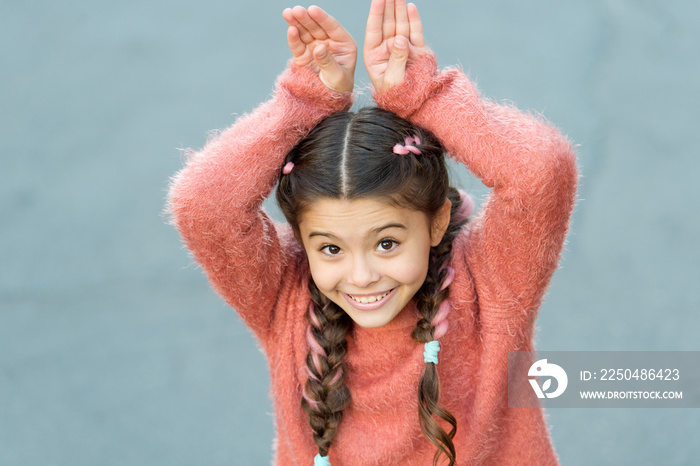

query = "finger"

[
  {"left": 292, "top": 5, "right": 328, "bottom": 41},
  {"left": 365, "top": 0, "right": 385, "bottom": 49},
  {"left": 286, "top": 26, "right": 307, "bottom": 60},
  {"left": 313, "top": 43, "right": 350, "bottom": 92},
  {"left": 394, "top": 0, "right": 410, "bottom": 38},
  {"left": 284, "top": 6, "right": 315, "bottom": 43},
  {"left": 407, "top": 3, "right": 425, "bottom": 48},
  {"left": 384, "top": 34, "right": 409, "bottom": 89},
  {"left": 383, "top": 0, "right": 395, "bottom": 39},
  {"left": 308, "top": 5, "right": 352, "bottom": 43}
]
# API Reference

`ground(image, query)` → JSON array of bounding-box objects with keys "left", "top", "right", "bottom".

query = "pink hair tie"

[
  {"left": 393, "top": 134, "right": 422, "bottom": 155},
  {"left": 282, "top": 162, "right": 294, "bottom": 175}
]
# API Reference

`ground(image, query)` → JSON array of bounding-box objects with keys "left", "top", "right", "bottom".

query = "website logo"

[{"left": 528, "top": 359, "right": 568, "bottom": 399}]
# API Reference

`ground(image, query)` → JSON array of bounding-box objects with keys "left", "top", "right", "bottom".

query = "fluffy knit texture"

[{"left": 168, "top": 53, "right": 578, "bottom": 465}]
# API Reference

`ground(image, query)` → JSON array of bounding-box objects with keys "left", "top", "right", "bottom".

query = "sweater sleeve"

[
  {"left": 373, "top": 53, "right": 578, "bottom": 334},
  {"left": 168, "top": 63, "right": 353, "bottom": 341}
]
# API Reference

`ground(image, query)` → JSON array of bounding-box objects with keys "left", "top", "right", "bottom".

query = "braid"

[
  {"left": 302, "top": 278, "right": 352, "bottom": 458},
  {"left": 412, "top": 187, "right": 469, "bottom": 466}
]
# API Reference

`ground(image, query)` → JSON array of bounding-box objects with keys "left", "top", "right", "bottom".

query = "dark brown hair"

[{"left": 276, "top": 107, "right": 468, "bottom": 465}]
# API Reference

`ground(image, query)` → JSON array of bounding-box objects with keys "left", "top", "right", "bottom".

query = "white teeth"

[{"left": 350, "top": 291, "right": 390, "bottom": 304}]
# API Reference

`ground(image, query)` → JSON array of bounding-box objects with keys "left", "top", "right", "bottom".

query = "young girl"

[{"left": 168, "top": 1, "right": 577, "bottom": 464}]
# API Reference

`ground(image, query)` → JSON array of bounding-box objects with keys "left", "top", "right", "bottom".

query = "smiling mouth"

[
  {"left": 342, "top": 288, "right": 397, "bottom": 311},
  {"left": 347, "top": 290, "right": 392, "bottom": 304}
]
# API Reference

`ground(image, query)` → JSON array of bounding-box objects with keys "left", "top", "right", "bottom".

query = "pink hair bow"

[
  {"left": 282, "top": 162, "right": 294, "bottom": 174},
  {"left": 393, "top": 135, "right": 422, "bottom": 155}
]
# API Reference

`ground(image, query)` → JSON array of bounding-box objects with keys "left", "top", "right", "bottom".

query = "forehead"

[{"left": 299, "top": 198, "right": 429, "bottom": 236}]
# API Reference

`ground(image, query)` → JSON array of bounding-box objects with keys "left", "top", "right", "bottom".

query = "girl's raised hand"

[
  {"left": 283, "top": 6, "right": 357, "bottom": 93},
  {"left": 363, "top": 0, "right": 428, "bottom": 93}
]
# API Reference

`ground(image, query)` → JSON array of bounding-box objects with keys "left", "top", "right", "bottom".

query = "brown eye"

[
  {"left": 378, "top": 240, "right": 397, "bottom": 251},
  {"left": 321, "top": 244, "right": 341, "bottom": 255}
]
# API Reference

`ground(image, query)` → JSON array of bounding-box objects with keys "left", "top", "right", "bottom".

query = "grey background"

[{"left": 2, "top": 0, "right": 698, "bottom": 464}]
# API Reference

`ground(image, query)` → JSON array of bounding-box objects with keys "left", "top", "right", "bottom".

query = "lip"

[{"left": 341, "top": 288, "right": 397, "bottom": 311}]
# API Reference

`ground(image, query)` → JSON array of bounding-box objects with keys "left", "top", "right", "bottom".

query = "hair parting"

[{"left": 339, "top": 121, "right": 352, "bottom": 197}]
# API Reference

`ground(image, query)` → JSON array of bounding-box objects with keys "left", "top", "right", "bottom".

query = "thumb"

[
  {"left": 313, "top": 43, "right": 347, "bottom": 92},
  {"left": 383, "top": 35, "right": 410, "bottom": 90}
]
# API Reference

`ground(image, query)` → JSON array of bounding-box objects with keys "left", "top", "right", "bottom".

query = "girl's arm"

[
  {"left": 168, "top": 7, "right": 355, "bottom": 341},
  {"left": 366, "top": 1, "right": 578, "bottom": 332}
]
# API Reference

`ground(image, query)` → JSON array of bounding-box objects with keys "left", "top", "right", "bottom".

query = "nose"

[{"left": 347, "top": 254, "right": 381, "bottom": 288}]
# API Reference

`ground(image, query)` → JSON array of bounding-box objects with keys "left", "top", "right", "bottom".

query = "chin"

[
  {"left": 351, "top": 315, "right": 392, "bottom": 329},
  {"left": 342, "top": 304, "right": 404, "bottom": 329}
]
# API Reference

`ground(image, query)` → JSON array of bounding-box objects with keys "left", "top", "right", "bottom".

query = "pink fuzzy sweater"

[{"left": 168, "top": 53, "right": 578, "bottom": 465}]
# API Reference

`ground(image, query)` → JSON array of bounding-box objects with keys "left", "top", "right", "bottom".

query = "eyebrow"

[{"left": 307, "top": 223, "right": 407, "bottom": 240}]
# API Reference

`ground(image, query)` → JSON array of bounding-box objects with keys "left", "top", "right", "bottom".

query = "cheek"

[
  {"left": 389, "top": 249, "right": 431, "bottom": 286},
  {"left": 307, "top": 257, "right": 342, "bottom": 293}
]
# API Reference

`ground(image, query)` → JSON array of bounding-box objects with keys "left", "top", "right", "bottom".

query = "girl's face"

[{"left": 299, "top": 197, "right": 450, "bottom": 329}]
